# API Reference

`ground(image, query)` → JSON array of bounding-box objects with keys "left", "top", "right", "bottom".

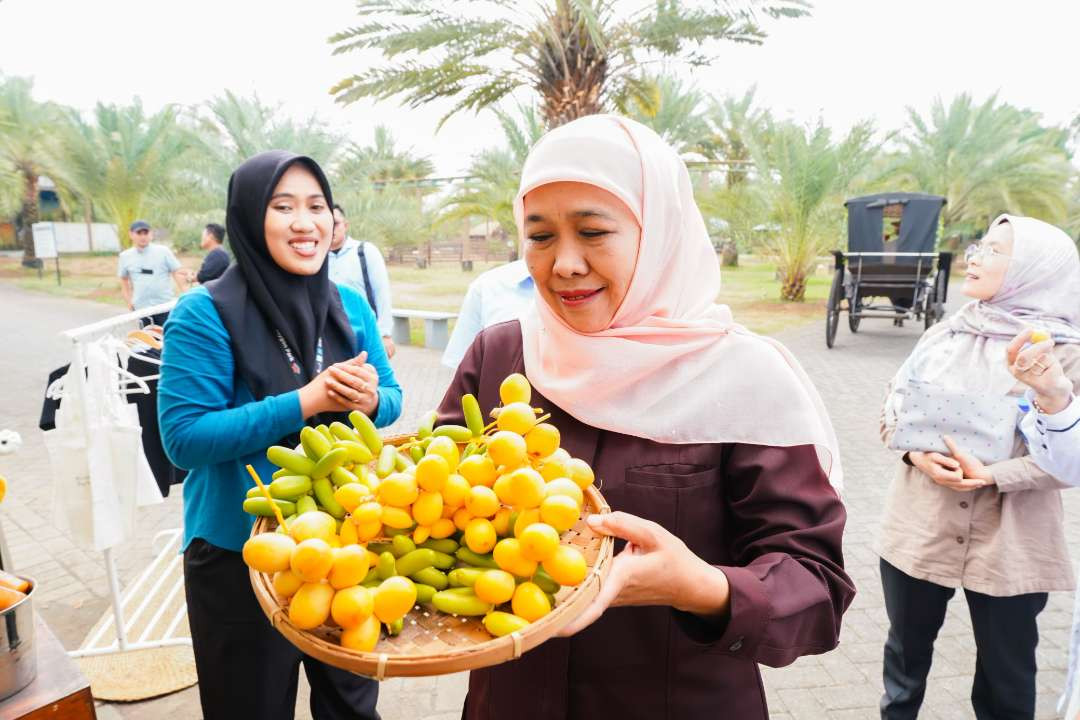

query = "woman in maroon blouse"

[{"left": 437, "top": 115, "right": 854, "bottom": 720}]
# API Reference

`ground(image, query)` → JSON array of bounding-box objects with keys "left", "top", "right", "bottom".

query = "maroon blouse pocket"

[{"left": 623, "top": 465, "right": 724, "bottom": 564}]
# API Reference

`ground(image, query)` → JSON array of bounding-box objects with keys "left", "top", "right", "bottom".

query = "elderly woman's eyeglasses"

[{"left": 964, "top": 243, "right": 1010, "bottom": 264}]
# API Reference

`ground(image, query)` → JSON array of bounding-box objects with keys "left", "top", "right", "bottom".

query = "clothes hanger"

[{"left": 126, "top": 329, "right": 163, "bottom": 350}]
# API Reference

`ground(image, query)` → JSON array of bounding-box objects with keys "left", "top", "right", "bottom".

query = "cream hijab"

[
  {"left": 888, "top": 214, "right": 1080, "bottom": 402},
  {"left": 515, "top": 115, "right": 843, "bottom": 490}
]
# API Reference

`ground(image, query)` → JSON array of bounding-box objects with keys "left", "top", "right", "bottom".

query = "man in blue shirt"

[
  {"left": 441, "top": 259, "right": 535, "bottom": 369},
  {"left": 327, "top": 205, "right": 396, "bottom": 357},
  {"left": 117, "top": 219, "right": 188, "bottom": 325}
]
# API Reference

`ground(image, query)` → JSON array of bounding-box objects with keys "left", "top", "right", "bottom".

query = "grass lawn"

[{"left": 0, "top": 253, "right": 832, "bottom": 340}]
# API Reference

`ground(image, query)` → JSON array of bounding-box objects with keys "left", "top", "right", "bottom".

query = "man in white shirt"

[
  {"left": 1007, "top": 329, "right": 1079, "bottom": 484},
  {"left": 327, "top": 204, "right": 395, "bottom": 358},
  {"left": 117, "top": 219, "right": 188, "bottom": 325},
  {"left": 1007, "top": 329, "right": 1080, "bottom": 720},
  {"left": 441, "top": 259, "right": 535, "bottom": 369}
]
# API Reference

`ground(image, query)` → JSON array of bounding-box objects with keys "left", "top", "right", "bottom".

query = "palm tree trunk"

[
  {"left": 18, "top": 169, "right": 39, "bottom": 262},
  {"left": 84, "top": 197, "right": 95, "bottom": 252},
  {"left": 779, "top": 268, "right": 808, "bottom": 302}
]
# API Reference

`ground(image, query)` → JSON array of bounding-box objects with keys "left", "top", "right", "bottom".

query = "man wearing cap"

[{"left": 117, "top": 219, "right": 188, "bottom": 325}]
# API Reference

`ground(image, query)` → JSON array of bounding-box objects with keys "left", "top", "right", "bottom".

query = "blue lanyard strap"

[{"left": 275, "top": 330, "right": 323, "bottom": 377}]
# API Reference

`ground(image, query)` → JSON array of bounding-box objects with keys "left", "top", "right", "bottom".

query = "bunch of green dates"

[{"left": 245, "top": 412, "right": 395, "bottom": 526}]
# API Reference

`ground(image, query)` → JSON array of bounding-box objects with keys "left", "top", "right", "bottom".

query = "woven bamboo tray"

[{"left": 249, "top": 435, "right": 614, "bottom": 679}]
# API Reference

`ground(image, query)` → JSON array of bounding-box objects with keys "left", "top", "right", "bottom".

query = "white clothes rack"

[{"left": 59, "top": 300, "right": 191, "bottom": 658}]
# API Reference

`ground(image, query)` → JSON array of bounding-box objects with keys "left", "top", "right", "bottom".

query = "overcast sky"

[{"left": 1, "top": 0, "right": 1077, "bottom": 176}]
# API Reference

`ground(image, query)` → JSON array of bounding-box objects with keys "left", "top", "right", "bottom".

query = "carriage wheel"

[
  {"left": 848, "top": 293, "right": 862, "bottom": 333},
  {"left": 825, "top": 268, "right": 843, "bottom": 348},
  {"left": 923, "top": 293, "right": 939, "bottom": 330}
]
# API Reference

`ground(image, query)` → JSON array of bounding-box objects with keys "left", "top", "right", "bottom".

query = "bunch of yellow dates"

[{"left": 242, "top": 374, "right": 594, "bottom": 651}]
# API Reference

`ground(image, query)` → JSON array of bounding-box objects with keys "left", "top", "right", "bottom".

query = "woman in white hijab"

[{"left": 877, "top": 214, "right": 1080, "bottom": 719}]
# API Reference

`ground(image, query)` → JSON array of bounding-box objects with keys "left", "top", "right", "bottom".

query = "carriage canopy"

[{"left": 844, "top": 192, "right": 946, "bottom": 254}]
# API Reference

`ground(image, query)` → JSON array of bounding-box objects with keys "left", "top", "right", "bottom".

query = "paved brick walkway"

[{"left": 0, "top": 281, "right": 1075, "bottom": 719}]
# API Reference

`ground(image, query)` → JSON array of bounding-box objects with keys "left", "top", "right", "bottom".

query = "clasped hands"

[
  {"left": 910, "top": 328, "right": 1073, "bottom": 492},
  {"left": 558, "top": 511, "right": 731, "bottom": 637},
  {"left": 300, "top": 351, "right": 380, "bottom": 418}
]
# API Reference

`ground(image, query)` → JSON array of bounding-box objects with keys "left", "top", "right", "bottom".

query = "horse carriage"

[{"left": 825, "top": 192, "right": 953, "bottom": 348}]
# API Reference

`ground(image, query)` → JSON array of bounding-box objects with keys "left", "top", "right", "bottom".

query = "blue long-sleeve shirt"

[{"left": 159, "top": 284, "right": 402, "bottom": 552}]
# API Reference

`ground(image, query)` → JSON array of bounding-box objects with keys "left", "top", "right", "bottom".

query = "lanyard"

[{"left": 275, "top": 330, "right": 323, "bottom": 378}]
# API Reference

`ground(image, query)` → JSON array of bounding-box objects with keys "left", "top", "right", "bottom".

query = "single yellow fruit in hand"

[
  {"left": 373, "top": 576, "right": 417, "bottom": 623},
  {"left": 289, "top": 582, "right": 335, "bottom": 630},
  {"left": 242, "top": 533, "right": 296, "bottom": 574},
  {"left": 415, "top": 454, "right": 450, "bottom": 492},
  {"left": 493, "top": 538, "right": 538, "bottom": 578},
  {"left": 464, "top": 485, "right": 499, "bottom": 519},
  {"left": 500, "top": 373, "right": 532, "bottom": 405},
  {"left": 291, "top": 538, "right": 334, "bottom": 583},
  {"left": 487, "top": 431, "right": 527, "bottom": 468},
  {"left": 518, "top": 522, "right": 560, "bottom": 562},
  {"left": 0, "top": 474, "right": 6, "bottom": 503},
  {"left": 525, "top": 423, "right": 560, "bottom": 458},
  {"left": 272, "top": 569, "right": 304, "bottom": 598},
  {"left": 473, "top": 569, "right": 516, "bottom": 605},
  {"left": 331, "top": 586, "right": 374, "bottom": 629},
  {"left": 328, "top": 545, "right": 371, "bottom": 589},
  {"left": 340, "top": 612, "right": 381, "bottom": 652},
  {"left": 1030, "top": 329, "right": 1051, "bottom": 344},
  {"left": 540, "top": 494, "right": 580, "bottom": 533},
  {"left": 511, "top": 582, "right": 551, "bottom": 622},
  {"left": 289, "top": 511, "right": 337, "bottom": 543},
  {"left": 542, "top": 545, "right": 587, "bottom": 586},
  {"left": 458, "top": 454, "right": 496, "bottom": 487},
  {"left": 464, "top": 518, "right": 497, "bottom": 554}
]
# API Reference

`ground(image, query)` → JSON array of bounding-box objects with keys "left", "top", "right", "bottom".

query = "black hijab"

[{"left": 207, "top": 151, "right": 356, "bottom": 417}]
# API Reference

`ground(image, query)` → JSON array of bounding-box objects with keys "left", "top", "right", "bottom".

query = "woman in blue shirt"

[{"left": 159, "top": 151, "right": 401, "bottom": 720}]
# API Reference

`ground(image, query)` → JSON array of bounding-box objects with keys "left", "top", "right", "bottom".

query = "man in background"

[
  {"left": 117, "top": 219, "right": 187, "bottom": 326},
  {"left": 196, "top": 222, "right": 229, "bottom": 284},
  {"left": 327, "top": 204, "right": 396, "bottom": 358},
  {"left": 441, "top": 259, "right": 535, "bottom": 369}
]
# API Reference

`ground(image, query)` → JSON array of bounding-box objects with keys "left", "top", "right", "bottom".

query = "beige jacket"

[{"left": 876, "top": 341, "right": 1080, "bottom": 597}]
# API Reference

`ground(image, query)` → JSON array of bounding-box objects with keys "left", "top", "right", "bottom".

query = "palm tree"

[
  {"left": 55, "top": 100, "right": 191, "bottom": 248},
  {"left": 625, "top": 73, "right": 708, "bottom": 153},
  {"left": 697, "top": 86, "right": 771, "bottom": 187},
  {"left": 0, "top": 76, "right": 60, "bottom": 259},
  {"left": 329, "top": 0, "right": 809, "bottom": 129},
  {"left": 890, "top": 94, "right": 1072, "bottom": 240},
  {"left": 336, "top": 126, "right": 435, "bottom": 185},
  {"left": 756, "top": 119, "right": 878, "bottom": 301},
  {"left": 440, "top": 105, "right": 546, "bottom": 240},
  {"left": 193, "top": 91, "right": 345, "bottom": 200}
]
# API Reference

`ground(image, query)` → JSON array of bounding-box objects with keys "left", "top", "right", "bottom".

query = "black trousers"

[
  {"left": 184, "top": 539, "right": 380, "bottom": 720},
  {"left": 879, "top": 558, "right": 1047, "bottom": 720}
]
